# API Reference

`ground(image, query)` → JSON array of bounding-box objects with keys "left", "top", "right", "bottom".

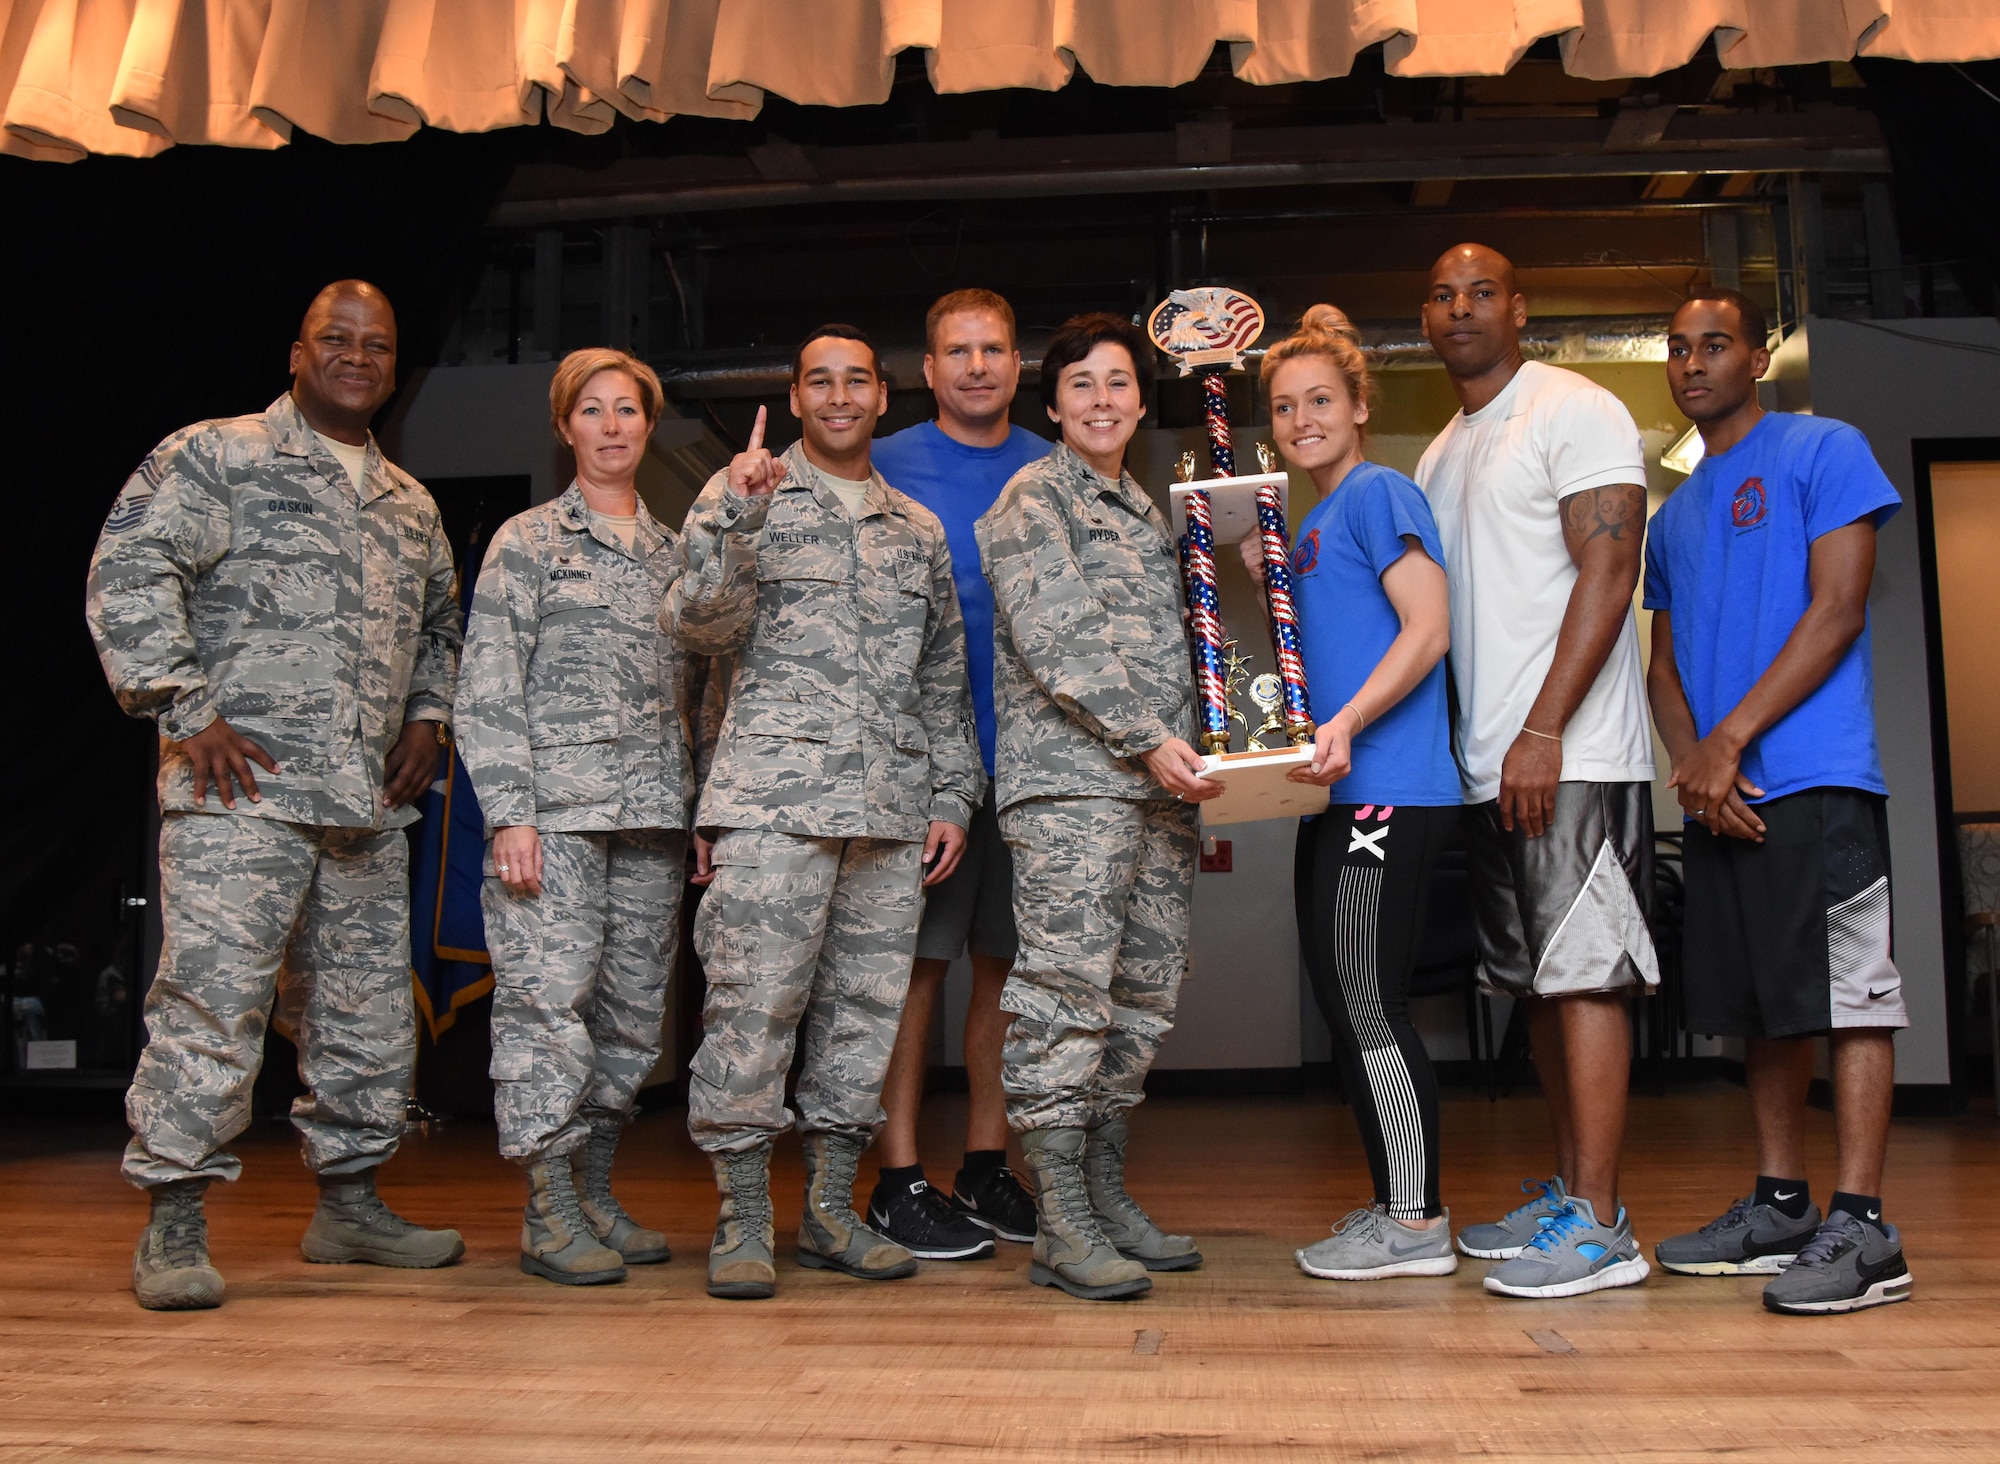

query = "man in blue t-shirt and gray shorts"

[
  {"left": 865, "top": 290, "right": 1050, "bottom": 1259},
  {"left": 1646, "top": 288, "right": 1912, "bottom": 1315}
]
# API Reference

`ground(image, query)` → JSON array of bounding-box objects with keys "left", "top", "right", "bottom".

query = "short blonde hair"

[
  {"left": 549, "top": 348, "right": 665, "bottom": 439},
  {"left": 1259, "top": 304, "right": 1373, "bottom": 421}
]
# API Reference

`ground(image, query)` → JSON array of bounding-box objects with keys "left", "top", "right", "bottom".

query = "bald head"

[
  {"left": 1431, "top": 243, "right": 1517, "bottom": 300},
  {"left": 1422, "top": 242, "right": 1528, "bottom": 407},
  {"left": 290, "top": 280, "right": 398, "bottom": 444},
  {"left": 299, "top": 279, "right": 394, "bottom": 342}
]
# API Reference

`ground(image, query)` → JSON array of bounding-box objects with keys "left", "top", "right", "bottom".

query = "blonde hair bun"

[
  {"left": 1299, "top": 303, "right": 1361, "bottom": 344},
  {"left": 1258, "top": 300, "right": 1374, "bottom": 417}
]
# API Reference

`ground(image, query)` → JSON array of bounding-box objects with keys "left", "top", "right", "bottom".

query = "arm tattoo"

[{"left": 1561, "top": 484, "right": 1646, "bottom": 545}]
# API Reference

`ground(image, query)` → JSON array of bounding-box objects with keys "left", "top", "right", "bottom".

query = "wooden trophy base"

[{"left": 1194, "top": 745, "right": 1330, "bottom": 826}]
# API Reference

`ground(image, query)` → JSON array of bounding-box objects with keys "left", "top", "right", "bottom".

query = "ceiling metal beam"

[{"left": 491, "top": 113, "right": 1887, "bottom": 226}]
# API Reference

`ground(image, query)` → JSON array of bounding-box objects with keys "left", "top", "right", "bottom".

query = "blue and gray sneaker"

[
  {"left": 1457, "top": 1176, "right": 1568, "bottom": 1260},
  {"left": 1762, "top": 1210, "right": 1912, "bottom": 1315},
  {"left": 1655, "top": 1195, "right": 1822, "bottom": 1276},
  {"left": 1483, "top": 1196, "right": 1650, "bottom": 1299}
]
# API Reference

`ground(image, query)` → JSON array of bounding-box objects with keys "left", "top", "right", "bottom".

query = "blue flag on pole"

[{"left": 409, "top": 533, "right": 494, "bottom": 1037}]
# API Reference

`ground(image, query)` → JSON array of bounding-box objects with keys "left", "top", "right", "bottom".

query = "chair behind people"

[
  {"left": 1404, "top": 844, "right": 1498, "bottom": 1100},
  {"left": 1636, "top": 831, "right": 1691, "bottom": 1093},
  {"left": 1957, "top": 819, "right": 2000, "bottom": 1116}
]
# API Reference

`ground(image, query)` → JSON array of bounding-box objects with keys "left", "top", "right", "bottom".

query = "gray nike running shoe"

[
  {"left": 1656, "top": 1194, "right": 1822, "bottom": 1275},
  {"left": 1457, "top": 1175, "right": 1567, "bottom": 1260},
  {"left": 1297, "top": 1205, "right": 1459, "bottom": 1281},
  {"left": 1483, "top": 1196, "right": 1650, "bottom": 1299},
  {"left": 1762, "top": 1210, "right": 1912, "bottom": 1315}
]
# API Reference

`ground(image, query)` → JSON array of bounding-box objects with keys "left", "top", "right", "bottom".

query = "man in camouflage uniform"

[
  {"left": 666, "top": 325, "right": 982, "bottom": 1300},
  {"left": 454, "top": 349, "right": 693, "bottom": 1286},
  {"left": 86, "top": 281, "right": 465, "bottom": 1311},
  {"left": 974, "top": 312, "right": 1220, "bottom": 1300}
]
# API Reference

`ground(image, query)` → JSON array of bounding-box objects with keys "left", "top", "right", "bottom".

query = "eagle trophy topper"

[{"left": 1146, "top": 288, "right": 1266, "bottom": 374}]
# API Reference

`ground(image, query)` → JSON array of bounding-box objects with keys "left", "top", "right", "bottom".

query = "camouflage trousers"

[
  {"left": 686, "top": 830, "right": 924, "bottom": 1154},
  {"left": 483, "top": 828, "right": 686, "bottom": 1161},
  {"left": 122, "top": 812, "right": 416, "bottom": 1188},
  {"left": 998, "top": 796, "right": 1197, "bottom": 1132}
]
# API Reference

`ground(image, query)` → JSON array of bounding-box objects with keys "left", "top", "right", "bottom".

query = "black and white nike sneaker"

[
  {"left": 1762, "top": 1210, "right": 1913, "bottom": 1314},
  {"left": 866, "top": 1175, "right": 995, "bottom": 1261},
  {"left": 1655, "top": 1195, "right": 1822, "bottom": 1275},
  {"left": 949, "top": 1162, "right": 1037, "bottom": 1244}
]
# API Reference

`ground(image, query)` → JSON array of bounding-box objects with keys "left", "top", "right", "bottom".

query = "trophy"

[{"left": 1148, "top": 286, "right": 1328, "bottom": 825}]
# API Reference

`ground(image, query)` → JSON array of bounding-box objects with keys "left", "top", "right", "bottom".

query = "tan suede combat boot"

[
  {"left": 519, "top": 1153, "right": 627, "bottom": 1285},
  {"left": 578, "top": 1120, "right": 670, "bottom": 1264},
  {"left": 1083, "top": 1115, "right": 1202, "bottom": 1271},
  {"left": 1019, "top": 1127, "right": 1151, "bottom": 1300},
  {"left": 708, "top": 1144, "right": 777, "bottom": 1299},
  {"left": 796, "top": 1131, "right": 917, "bottom": 1281},
  {"left": 133, "top": 1179, "right": 225, "bottom": 1311},
  {"left": 301, "top": 1168, "right": 466, "bottom": 1269}
]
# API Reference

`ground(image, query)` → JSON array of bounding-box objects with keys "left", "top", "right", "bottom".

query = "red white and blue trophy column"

[{"left": 1148, "top": 287, "right": 1327, "bottom": 825}]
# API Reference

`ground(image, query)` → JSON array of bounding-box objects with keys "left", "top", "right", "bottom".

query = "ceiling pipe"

[{"left": 657, "top": 315, "right": 1675, "bottom": 398}]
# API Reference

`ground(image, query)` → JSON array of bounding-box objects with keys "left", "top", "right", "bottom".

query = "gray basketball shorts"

[
  {"left": 913, "top": 786, "right": 1019, "bottom": 963},
  {"left": 1465, "top": 781, "right": 1660, "bottom": 998}
]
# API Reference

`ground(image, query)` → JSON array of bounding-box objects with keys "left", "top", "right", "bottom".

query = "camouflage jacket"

[
  {"left": 975, "top": 441, "right": 1195, "bottom": 808},
  {"left": 454, "top": 485, "right": 691, "bottom": 834},
  {"left": 664, "top": 440, "right": 982, "bottom": 842},
  {"left": 86, "top": 394, "right": 459, "bottom": 830}
]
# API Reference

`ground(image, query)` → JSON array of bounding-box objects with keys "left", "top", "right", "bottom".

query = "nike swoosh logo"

[
  {"left": 1867, "top": 1210, "right": 1880, "bottom": 1221},
  {"left": 1868, "top": 988, "right": 1895, "bottom": 1000},
  {"left": 1388, "top": 1240, "right": 1442, "bottom": 1257},
  {"left": 1855, "top": 1249, "right": 1905, "bottom": 1283},
  {"left": 1773, "top": 1190, "right": 1798, "bottom": 1201}
]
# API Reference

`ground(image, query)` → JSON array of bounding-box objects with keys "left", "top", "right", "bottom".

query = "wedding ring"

[{"left": 498, "top": 864, "right": 510, "bottom": 873}]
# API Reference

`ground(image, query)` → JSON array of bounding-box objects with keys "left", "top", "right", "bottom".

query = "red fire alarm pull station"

[{"left": 1199, "top": 838, "right": 1233, "bottom": 874}]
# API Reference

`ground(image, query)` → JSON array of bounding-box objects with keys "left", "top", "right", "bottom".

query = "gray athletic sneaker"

[
  {"left": 1483, "top": 1196, "right": 1650, "bottom": 1299},
  {"left": 1457, "top": 1175, "right": 1567, "bottom": 1260},
  {"left": 1655, "top": 1195, "right": 1822, "bottom": 1276},
  {"left": 1297, "top": 1205, "right": 1459, "bottom": 1281},
  {"left": 1762, "top": 1210, "right": 1912, "bottom": 1315}
]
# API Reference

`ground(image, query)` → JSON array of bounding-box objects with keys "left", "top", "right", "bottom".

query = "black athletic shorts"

[
  {"left": 1681, "top": 787, "right": 1908, "bottom": 1039},
  {"left": 913, "top": 787, "right": 1018, "bottom": 963},
  {"left": 1465, "top": 781, "right": 1659, "bottom": 997}
]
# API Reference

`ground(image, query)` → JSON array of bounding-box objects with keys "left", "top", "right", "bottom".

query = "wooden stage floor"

[{"left": 3, "top": 1084, "right": 1996, "bottom": 1462}]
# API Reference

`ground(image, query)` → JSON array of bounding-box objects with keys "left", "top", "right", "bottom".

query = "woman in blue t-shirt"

[{"left": 1240, "top": 305, "right": 1462, "bottom": 1282}]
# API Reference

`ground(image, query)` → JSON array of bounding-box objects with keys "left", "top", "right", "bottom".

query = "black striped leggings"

[{"left": 1294, "top": 803, "right": 1457, "bottom": 1221}]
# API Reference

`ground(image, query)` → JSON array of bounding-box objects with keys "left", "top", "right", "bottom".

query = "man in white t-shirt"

[{"left": 1415, "top": 244, "right": 1659, "bottom": 1300}]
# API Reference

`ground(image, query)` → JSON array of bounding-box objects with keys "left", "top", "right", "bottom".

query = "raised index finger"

[{"left": 747, "top": 404, "right": 767, "bottom": 453}]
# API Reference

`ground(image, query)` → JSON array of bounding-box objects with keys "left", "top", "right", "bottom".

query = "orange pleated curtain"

[{"left": 4, "top": 0, "right": 1998, "bottom": 162}]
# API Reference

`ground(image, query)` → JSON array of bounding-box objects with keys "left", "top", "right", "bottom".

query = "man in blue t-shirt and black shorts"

[
  {"left": 865, "top": 290, "right": 1050, "bottom": 1259},
  {"left": 1646, "top": 288, "right": 1913, "bottom": 1314}
]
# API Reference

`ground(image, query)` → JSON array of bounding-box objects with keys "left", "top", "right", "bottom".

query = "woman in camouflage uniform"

[
  {"left": 974, "top": 314, "right": 1223, "bottom": 1300},
  {"left": 454, "top": 349, "right": 693, "bottom": 1286}
]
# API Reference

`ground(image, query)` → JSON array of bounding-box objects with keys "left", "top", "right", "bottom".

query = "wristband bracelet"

[
  {"left": 1343, "top": 702, "right": 1365, "bottom": 730},
  {"left": 1521, "top": 725, "right": 1561, "bottom": 743}
]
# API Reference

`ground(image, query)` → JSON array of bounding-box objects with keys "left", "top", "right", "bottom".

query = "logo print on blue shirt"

[
  {"left": 1731, "top": 476, "right": 1769, "bottom": 532},
  {"left": 1292, "top": 529, "right": 1320, "bottom": 576}
]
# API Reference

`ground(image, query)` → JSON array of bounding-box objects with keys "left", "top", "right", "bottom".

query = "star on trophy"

[{"left": 1150, "top": 286, "right": 1327, "bottom": 825}]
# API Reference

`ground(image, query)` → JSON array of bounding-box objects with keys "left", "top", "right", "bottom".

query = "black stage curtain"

[{"left": 0, "top": 130, "right": 517, "bottom": 1063}]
